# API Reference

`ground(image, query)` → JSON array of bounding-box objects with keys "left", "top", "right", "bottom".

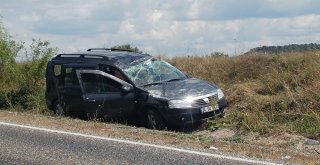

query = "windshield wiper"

[
  {"left": 141, "top": 81, "right": 165, "bottom": 87},
  {"left": 142, "top": 77, "right": 186, "bottom": 87},
  {"left": 165, "top": 77, "right": 186, "bottom": 82}
]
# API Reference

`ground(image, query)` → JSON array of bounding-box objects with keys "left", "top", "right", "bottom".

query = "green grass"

[{"left": 293, "top": 111, "right": 320, "bottom": 139}]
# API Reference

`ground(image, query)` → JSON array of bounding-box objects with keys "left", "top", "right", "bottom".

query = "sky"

[{"left": 1, "top": 0, "right": 320, "bottom": 56}]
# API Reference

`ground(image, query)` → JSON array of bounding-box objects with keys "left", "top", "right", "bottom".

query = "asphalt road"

[{"left": 0, "top": 122, "right": 278, "bottom": 165}]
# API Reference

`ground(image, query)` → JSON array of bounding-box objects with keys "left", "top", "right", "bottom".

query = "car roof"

[{"left": 51, "top": 49, "right": 152, "bottom": 66}]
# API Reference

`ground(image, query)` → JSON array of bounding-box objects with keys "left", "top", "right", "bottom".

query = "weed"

[
  {"left": 224, "top": 136, "right": 245, "bottom": 144},
  {"left": 293, "top": 111, "right": 320, "bottom": 139}
]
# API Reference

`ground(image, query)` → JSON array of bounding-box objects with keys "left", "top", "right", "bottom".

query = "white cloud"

[
  {"left": 1, "top": 0, "right": 320, "bottom": 56},
  {"left": 19, "top": 13, "right": 40, "bottom": 22},
  {"left": 292, "top": 14, "right": 320, "bottom": 29},
  {"left": 149, "top": 10, "right": 163, "bottom": 22},
  {"left": 266, "top": 0, "right": 312, "bottom": 11},
  {"left": 187, "top": 1, "right": 199, "bottom": 19},
  {"left": 119, "top": 20, "right": 135, "bottom": 35}
]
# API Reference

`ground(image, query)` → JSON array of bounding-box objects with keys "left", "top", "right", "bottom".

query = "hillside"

[
  {"left": 169, "top": 51, "right": 320, "bottom": 139},
  {"left": 246, "top": 43, "right": 320, "bottom": 54}
]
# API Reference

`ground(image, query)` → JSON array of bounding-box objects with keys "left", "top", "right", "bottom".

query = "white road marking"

[{"left": 0, "top": 121, "right": 280, "bottom": 165}]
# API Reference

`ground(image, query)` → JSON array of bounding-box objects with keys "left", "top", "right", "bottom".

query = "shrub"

[{"left": 0, "top": 90, "right": 10, "bottom": 108}]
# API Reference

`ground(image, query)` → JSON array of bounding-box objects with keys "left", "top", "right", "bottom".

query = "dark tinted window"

[
  {"left": 54, "top": 65, "right": 61, "bottom": 76},
  {"left": 80, "top": 73, "right": 122, "bottom": 93},
  {"left": 64, "top": 67, "right": 74, "bottom": 86},
  {"left": 63, "top": 65, "right": 96, "bottom": 86},
  {"left": 99, "top": 64, "right": 127, "bottom": 82}
]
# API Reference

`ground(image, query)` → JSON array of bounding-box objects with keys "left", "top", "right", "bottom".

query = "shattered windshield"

[{"left": 120, "top": 58, "right": 186, "bottom": 86}]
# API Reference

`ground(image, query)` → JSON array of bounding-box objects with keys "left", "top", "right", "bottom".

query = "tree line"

[{"left": 246, "top": 43, "right": 320, "bottom": 54}]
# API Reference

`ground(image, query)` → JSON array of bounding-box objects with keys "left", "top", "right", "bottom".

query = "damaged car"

[{"left": 45, "top": 48, "right": 227, "bottom": 129}]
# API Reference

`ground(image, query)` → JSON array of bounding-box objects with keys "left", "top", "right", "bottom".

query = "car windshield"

[{"left": 120, "top": 58, "right": 186, "bottom": 86}]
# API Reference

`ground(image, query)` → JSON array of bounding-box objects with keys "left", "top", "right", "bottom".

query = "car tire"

[
  {"left": 217, "top": 108, "right": 226, "bottom": 118},
  {"left": 53, "top": 101, "right": 65, "bottom": 116},
  {"left": 146, "top": 109, "right": 166, "bottom": 130}
]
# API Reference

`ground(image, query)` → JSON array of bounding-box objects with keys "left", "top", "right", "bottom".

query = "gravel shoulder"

[{"left": 0, "top": 110, "right": 319, "bottom": 164}]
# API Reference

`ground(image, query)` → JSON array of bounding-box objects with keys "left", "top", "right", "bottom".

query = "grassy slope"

[
  {"left": 1, "top": 50, "right": 319, "bottom": 140},
  {"left": 168, "top": 51, "right": 320, "bottom": 139}
]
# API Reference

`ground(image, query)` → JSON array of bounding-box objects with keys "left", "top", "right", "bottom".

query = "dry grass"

[{"left": 169, "top": 51, "right": 320, "bottom": 139}]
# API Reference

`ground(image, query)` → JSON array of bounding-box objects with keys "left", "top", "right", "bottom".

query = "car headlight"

[
  {"left": 168, "top": 97, "right": 194, "bottom": 109},
  {"left": 217, "top": 88, "right": 224, "bottom": 100}
]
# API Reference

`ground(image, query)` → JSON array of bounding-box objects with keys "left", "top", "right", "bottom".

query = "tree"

[
  {"left": 23, "top": 38, "right": 57, "bottom": 88},
  {"left": 210, "top": 51, "right": 228, "bottom": 58},
  {"left": 0, "top": 16, "right": 23, "bottom": 89},
  {"left": 246, "top": 43, "right": 320, "bottom": 54},
  {"left": 111, "top": 44, "right": 142, "bottom": 53},
  {"left": 18, "top": 39, "right": 57, "bottom": 112},
  {"left": 0, "top": 16, "right": 57, "bottom": 111}
]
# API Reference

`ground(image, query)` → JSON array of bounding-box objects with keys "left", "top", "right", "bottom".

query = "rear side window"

[
  {"left": 80, "top": 73, "right": 122, "bottom": 93},
  {"left": 64, "top": 67, "right": 77, "bottom": 86},
  {"left": 54, "top": 65, "right": 61, "bottom": 76},
  {"left": 63, "top": 65, "right": 95, "bottom": 86}
]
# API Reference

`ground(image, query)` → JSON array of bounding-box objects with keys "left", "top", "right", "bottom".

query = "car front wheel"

[{"left": 146, "top": 109, "right": 166, "bottom": 130}]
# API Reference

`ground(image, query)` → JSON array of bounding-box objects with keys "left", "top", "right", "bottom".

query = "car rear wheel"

[
  {"left": 53, "top": 101, "right": 65, "bottom": 116},
  {"left": 146, "top": 109, "right": 166, "bottom": 130}
]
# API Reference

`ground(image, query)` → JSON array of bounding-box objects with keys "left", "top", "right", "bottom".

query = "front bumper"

[{"left": 161, "top": 97, "right": 227, "bottom": 126}]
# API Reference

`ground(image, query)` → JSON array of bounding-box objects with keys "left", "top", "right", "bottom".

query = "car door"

[
  {"left": 76, "top": 70, "right": 135, "bottom": 119},
  {"left": 58, "top": 64, "right": 97, "bottom": 116}
]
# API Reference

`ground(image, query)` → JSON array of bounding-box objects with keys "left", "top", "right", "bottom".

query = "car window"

[
  {"left": 54, "top": 65, "right": 61, "bottom": 76},
  {"left": 64, "top": 67, "right": 74, "bottom": 86},
  {"left": 80, "top": 73, "right": 122, "bottom": 93},
  {"left": 63, "top": 65, "right": 96, "bottom": 86},
  {"left": 99, "top": 64, "right": 127, "bottom": 82},
  {"left": 122, "top": 59, "right": 186, "bottom": 86},
  {"left": 64, "top": 67, "right": 80, "bottom": 86}
]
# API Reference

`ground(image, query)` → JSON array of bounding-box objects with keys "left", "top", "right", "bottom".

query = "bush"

[
  {"left": 0, "top": 90, "right": 10, "bottom": 108},
  {"left": 0, "top": 16, "right": 55, "bottom": 114}
]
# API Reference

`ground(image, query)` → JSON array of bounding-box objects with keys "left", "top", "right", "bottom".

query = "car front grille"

[{"left": 192, "top": 95, "right": 218, "bottom": 107}]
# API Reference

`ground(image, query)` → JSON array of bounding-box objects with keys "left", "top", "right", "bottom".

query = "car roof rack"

[
  {"left": 87, "top": 48, "right": 135, "bottom": 52},
  {"left": 55, "top": 54, "right": 108, "bottom": 60}
]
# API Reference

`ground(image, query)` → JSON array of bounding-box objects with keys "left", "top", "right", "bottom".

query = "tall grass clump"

[{"left": 169, "top": 52, "right": 320, "bottom": 139}]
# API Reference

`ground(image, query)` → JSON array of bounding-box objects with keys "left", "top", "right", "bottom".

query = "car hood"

[{"left": 142, "top": 78, "right": 218, "bottom": 100}]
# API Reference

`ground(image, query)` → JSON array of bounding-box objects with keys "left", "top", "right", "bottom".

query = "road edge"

[{"left": 0, "top": 121, "right": 280, "bottom": 165}]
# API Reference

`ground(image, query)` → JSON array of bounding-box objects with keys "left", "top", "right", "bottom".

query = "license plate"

[
  {"left": 201, "top": 106, "right": 214, "bottom": 114},
  {"left": 200, "top": 96, "right": 219, "bottom": 114}
]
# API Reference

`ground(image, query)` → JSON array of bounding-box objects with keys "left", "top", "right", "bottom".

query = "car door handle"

[{"left": 86, "top": 99, "right": 96, "bottom": 103}]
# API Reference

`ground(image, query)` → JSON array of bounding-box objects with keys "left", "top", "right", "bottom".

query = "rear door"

[
  {"left": 76, "top": 70, "right": 135, "bottom": 118},
  {"left": 59, "top": 63, "right": 97, "bottom": 116}
]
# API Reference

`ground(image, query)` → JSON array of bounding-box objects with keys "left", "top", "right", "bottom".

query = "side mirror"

[{"left": 121, "top": 85, "right": 133, "bottom": 93}]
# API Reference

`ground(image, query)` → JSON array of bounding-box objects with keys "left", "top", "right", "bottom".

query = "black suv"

[{"left": 45, "top": 48, "right": 227, "bottom": 129}]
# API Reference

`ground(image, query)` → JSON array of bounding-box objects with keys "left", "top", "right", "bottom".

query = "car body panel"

[
  {"left": 142, "top": 78, "right": 218, "bottom": 100},
  {"left": 76, "top": 70, "right": 135, "bottom": 118}
]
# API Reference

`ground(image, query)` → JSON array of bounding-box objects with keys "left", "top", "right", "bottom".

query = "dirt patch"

[{"left": 195, "top": 128, "right": 236, "bottom": 139}]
